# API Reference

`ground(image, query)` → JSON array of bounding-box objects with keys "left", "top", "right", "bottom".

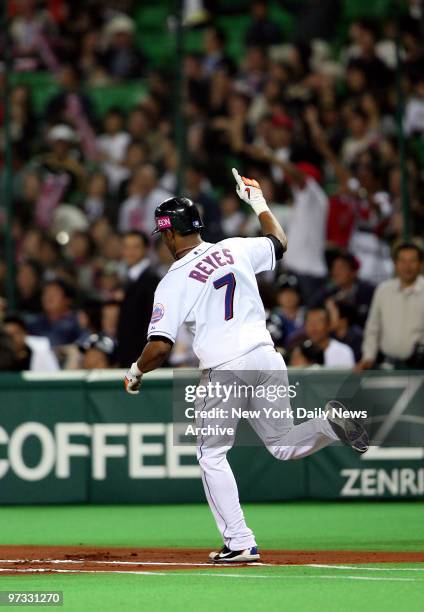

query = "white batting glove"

[
  {"left": 124, "top": 362, "right": 143, "bottom": 395},
  {"left": 232, "top": 168, "right": 269, "bottom": 216}
]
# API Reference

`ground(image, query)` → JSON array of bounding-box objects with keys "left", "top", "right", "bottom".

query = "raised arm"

[
  {"left": 243, "top": 145, "right": 306, "bottom": 188},
  {"left": 304, "top": 105, "right": 351, "bottom": 190},
  {"left": 232, "top": 168, "right": 288, "bottom": 253}
]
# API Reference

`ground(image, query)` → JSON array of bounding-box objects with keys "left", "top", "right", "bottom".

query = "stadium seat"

[{"left": 88, "top": 82, "right": 148, "bottom": 116}]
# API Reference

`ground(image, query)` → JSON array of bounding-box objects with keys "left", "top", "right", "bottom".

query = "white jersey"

[{"left": 147, "top": 237, "right": 276, "bottom": 368}]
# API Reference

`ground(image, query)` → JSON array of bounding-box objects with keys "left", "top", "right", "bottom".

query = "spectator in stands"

[
  {"left": 9, "top": 85, "right": 36, "bottom": 163},
  {"left": 404, "top": 72, "right": 424, "bottom": 136},
  {"left": 15, "top": 261, "right": 42, "bottom": 315},
  {"left": 66, "top": 231, "right": 96, "bottom": 292},
  {"left": 357, "top": 242, "right": 424, "bottom": 370},
  {"left": 326, "top": 298, "right": 363, "bottom": 362},
  {"left": 76, "top": 299, "right": 102, "bottom": 340},
  {"left": 306, "top": 107, "right": 394, "bottom": 285},
  {"left": 221, "top": 192, "right": 246, "bottom": 238},
  {"left": 13, "top": 171, "right": 42, "bottom": 230},
  {"left": 83, "top": 172, "right": 110, "bottom": 222},
  {"left": 34, "top": 125, "right": 86, "bottom": 211},
  {"left": 78, "top": 333, "right": 117, "bottom": 369},
  {"left": 348, "top": 152, "right": 394, "bottom": 284},
  {"left": 289, "top": 339, "right": 324, "bottom": 368},
  {"left": 347, "top": 19, "right": 392, "bottom": 91},
  {"left": 116, "top": 232, "right": 159, "bottom": 367},
  {"left": 185, "top": 162, "right": 223, "bottom": 242},
  {"left": 78, "top": 30, "right": 105, "bottom": 84},
  {"left": 45, "top": 63, "right": 96, "bottom": 126},
  {"left": 116, "top": 141, "right": 150, "bottom": 200},
  {"left": 101, "top": 14, "right": 146, "bottom": 80},
  {"left": 28, "top": 279, "right": 80, "bottom": 347},
  {"left": 96, "top": 108, "right": 131, "bottom": 192},
  {"left": 238, "top": 46, "right": 269, "bottom": 94},
  {"left": 341, "top": 107, "right": 376, "bottom": 166},
  {"left": 10, "top": 0, "right": 58, "bottom": 72},
  {"left": 311, "top": 252, "right": 374, "bottom": 327},
  {"left": 101, "top": 301, "right": 120, "bottom": 340},
  {"left": 118, "top": 165, "right": 171, "bottom": 234},
  {"left": 185, "top": 53, "right": 210, "bottom": 112},
  {"left": 275, "top": 160, "right": 328, "bottom": 303},
  {"left": 4, "top": 315, "right": 59, "bottom": 372},
  {"left": 245, "top": 0, "right": 281, "bottom": 48},
  {"left": 202, "top": 26, "right": 227, "bottom": 76},
  {"left": 304, "top": 307, "right": 355, "bottom": 367},
  {"left": 0, "top": 328, "right": 19, "bottom": 371},
  {"left": 275, "top": 275, "right": 305, "bottom": 328}
]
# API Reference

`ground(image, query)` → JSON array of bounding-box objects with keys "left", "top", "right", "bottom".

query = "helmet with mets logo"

[{"left": 152, "top": 197, "right": 204, "bottom": 236}]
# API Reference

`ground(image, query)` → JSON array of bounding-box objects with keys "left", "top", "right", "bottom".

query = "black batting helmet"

[{"left": 152, "top": 197, "right": 204, "bottom": 236}]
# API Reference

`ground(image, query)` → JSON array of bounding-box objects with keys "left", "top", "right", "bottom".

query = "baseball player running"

[{"left": 124, "top": 168, "right": 369, "bottom": 563}]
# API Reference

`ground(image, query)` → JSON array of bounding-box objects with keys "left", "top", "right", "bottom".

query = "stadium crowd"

[{"left": 0, "top": 0, "right": 423, "bottom": 372}]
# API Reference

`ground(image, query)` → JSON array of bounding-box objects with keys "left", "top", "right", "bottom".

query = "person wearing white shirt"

[
  {"left": 118, "top": 164, "right": 171, "bottom": 235},
  {"left": 305, "top": 307, "right": 355, "bottom": 368},
  {"left": 404, "top": 78, "right": 424, "bottom": 137},
  {"left": 357, "top": 242, "right": 424, "bottom": 370},
  {"left": 96, "top": 109, "right": 131, "bottom": 192},
  {"left": 272, "top": 160, "right": 328, "bottom": 303},
  {"left": 4, "top": 316, "right": 59, "bottom": 372}
]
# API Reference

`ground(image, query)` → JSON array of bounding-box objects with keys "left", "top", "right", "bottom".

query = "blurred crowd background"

[{"left": 0, "top": 0, "right": 423, "bottom": 372}]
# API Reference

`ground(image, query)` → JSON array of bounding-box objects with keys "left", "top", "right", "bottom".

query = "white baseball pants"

[{"left": 196, "top": 345, "right": 338, "bottom": 551}]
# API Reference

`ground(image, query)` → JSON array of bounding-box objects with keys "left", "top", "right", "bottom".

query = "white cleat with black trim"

[{"left": 209, "top": 545, "right": 260, "bottom": 563}]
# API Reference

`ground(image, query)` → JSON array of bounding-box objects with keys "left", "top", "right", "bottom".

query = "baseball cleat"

[
  {"left": 209, "top": 545, "right": 260, "bottom": 563},
  {"left": 326, "top": 400, "right": 369, "bottom": 454}
]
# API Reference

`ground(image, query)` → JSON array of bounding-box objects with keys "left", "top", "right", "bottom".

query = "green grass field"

[{"left": 0, "top": 502, "right": 423, "bottom": 611}]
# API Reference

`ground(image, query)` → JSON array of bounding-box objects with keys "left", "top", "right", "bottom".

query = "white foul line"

[
  {"left": 0, "top": 559, "right": 270, "bottom": 567},
  {"left": 0, "top": 567, "right": 421, "bottom": 581},
  {"left": 308, "top": 564, "right": 424, "bottom": 572}
]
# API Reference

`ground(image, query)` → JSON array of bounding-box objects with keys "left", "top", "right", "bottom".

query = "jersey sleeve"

[
  {"left": 147, "top": 278, "right": 188, "bottom": 343},
  {"left": 243, "top": 236, "right": 276, "bottom": 273}
]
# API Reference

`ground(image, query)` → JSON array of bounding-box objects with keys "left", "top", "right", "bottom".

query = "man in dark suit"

[{"left": 117, "top": 232, "right": 159, "bottom": 367}]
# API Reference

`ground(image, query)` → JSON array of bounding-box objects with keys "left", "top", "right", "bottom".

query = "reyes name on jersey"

[{"left": 147, "top": 237, "right": 276, "bottom": 368}]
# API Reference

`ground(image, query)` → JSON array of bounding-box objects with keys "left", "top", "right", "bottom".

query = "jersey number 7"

[{"left": 213, "top": 273, "right": 236, "bottom": 321}]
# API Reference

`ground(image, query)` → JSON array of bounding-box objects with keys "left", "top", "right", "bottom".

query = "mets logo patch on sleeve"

[{"left": 151, "top": 303, "right": 165, "bottom": 324}]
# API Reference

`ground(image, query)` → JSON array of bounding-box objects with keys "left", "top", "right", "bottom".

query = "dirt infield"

[{"left": 0, "top": 546, "right": 423, "bottom": 575}]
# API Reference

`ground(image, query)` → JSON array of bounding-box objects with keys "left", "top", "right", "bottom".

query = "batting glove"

[
  {"left": 124, "top": 362, "right": 143, "bottom": 395},
  {"left": 232, "top": 167, "right": 269, "bottom": 216}
]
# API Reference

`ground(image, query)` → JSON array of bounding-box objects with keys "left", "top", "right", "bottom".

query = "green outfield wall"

[{"left": 0, "top": 369, "right": 422, "bottom": 503}]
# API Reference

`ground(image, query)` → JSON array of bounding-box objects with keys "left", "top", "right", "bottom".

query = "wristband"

[
  {"left": 130, "top": 362, "right": 142, "bottom": 377},
  {"left": 251, "top": 198, "right": 270, "bottom": 217}
]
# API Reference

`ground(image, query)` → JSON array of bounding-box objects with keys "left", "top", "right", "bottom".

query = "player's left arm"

[{"left": 232, "top": 168, "right": 287, "bottom": 258}]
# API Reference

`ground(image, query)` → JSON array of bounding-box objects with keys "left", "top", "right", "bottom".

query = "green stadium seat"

[
  {"left": 139, "top": 30, "right": 174, "bottom": 67},
  {"left": 10, "top": 71, "right": 55, "bottom": 88},
  {"left": 268, "top": 3, "right": 294, "bottom": 39},
  {"left": 341, "top": 0, "right": 406, "bottom": 21},
  {"left": 10, "top": 71, "right": 59, "bottom": 114},
  {"left": 184, "top": 28, "right": 204, "bottom": 55},
  {"left": 87, "top": 82, "right": 148, "bottom": 116},
  {"left": 135, "top": 5, "right": 172, "bottom": 30}
]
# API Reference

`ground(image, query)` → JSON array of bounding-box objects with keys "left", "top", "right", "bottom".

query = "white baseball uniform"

[
  {"left": 148, "top": 237, "right": 276, "bottom": 368},
  {"left": 148, "top": 236, "right": 338, "bottom": 550}
]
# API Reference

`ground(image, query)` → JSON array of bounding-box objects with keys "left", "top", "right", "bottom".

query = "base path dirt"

[{"left": 0, "top": 546, "right": 423, "bottom": 575}]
